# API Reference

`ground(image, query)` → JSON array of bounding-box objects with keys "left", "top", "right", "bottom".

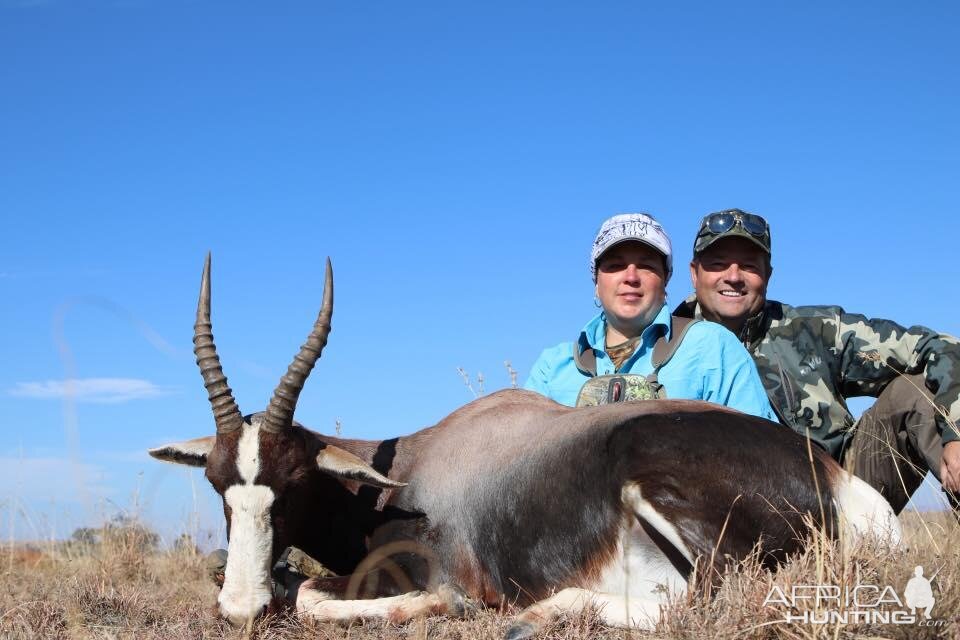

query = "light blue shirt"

[{"left": 524, "top": 303, "right": 778, "bottom": 421}]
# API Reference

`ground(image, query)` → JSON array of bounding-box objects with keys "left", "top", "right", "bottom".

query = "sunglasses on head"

[{"left": 703, "top": 211, "right": 768, "bottom": 238}]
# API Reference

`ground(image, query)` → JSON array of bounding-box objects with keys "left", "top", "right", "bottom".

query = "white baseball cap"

[{"left": 590, "top": 213, "right": 673, "bottom": 281}]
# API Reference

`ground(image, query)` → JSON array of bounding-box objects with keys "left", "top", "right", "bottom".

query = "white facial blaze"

[
  {"left": 236, "top": 421, "right": 262, "bottom": 484},
  {"left": 218, "top": 421, "right": 278, "bottom": 625}
]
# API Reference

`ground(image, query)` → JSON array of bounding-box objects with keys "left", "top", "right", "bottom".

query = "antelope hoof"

[
  {"left": 504, "top": 620, "right": 537, "bottom": 640},
  {"left": 438, "top": 583, "right": 476, "bottom": 618}
]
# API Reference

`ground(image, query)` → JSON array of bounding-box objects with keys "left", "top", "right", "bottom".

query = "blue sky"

[{"left": 2, "top": 1, "right": 958, "bottom": 543}]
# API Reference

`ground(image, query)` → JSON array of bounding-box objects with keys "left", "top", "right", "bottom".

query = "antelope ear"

[
  {"left": 316, "top": 444, "right": 407, "bottom": 489},
  {"left": 148, "top": 436, "right": 215, "bottom": 467}
]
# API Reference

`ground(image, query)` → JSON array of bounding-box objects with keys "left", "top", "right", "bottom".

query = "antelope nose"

[{"left": 221, "top": 604, "right": 268, "bottom": 628}]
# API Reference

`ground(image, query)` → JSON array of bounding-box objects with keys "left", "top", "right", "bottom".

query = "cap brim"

[
  {"left": 597, "top": 237, "right": 669, "bottom": 259},
  {"left": 696, "top": 228, "right": 770, "bottom": 254}
]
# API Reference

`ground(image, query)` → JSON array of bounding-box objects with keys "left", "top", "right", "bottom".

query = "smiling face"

[
  {"left": 594, "top": 241, "right": 667, "bottom": 343},
  {"left": 690, "top": 236, "right": 771, "bottom": 335}
]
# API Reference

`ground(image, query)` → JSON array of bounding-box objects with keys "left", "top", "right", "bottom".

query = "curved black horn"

[
  {"left": 262, "top": 258, "right": 333, "bottom": 433},
  {"left": 194, "top": 253, "right": 243, "bottom": 434}
]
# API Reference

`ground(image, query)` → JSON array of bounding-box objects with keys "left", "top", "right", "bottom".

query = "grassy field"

[{"left": 1, "top": 511, "right": 957, "bottom": 639}]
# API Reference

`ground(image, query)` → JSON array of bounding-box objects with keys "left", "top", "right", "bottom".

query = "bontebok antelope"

[{"left": 150, "top": 255, "right": 901, "bottom": 638}]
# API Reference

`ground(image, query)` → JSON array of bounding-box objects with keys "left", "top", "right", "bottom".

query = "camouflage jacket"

[{"left": 675, "top": 298, "right": 960, "bottom": 459}]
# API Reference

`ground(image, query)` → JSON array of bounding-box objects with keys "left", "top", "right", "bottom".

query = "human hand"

[{"left": 940, "top": 440, "right": 960, "bottom": 493}]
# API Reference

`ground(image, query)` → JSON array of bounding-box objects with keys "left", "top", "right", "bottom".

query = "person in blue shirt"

[{"left": 524, "top": 212, "right": 778, "bottom": 422}]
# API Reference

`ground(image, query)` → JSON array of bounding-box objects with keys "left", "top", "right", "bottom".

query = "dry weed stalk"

[
  {"left": 858, "top": 350, "right": 960, "bottom": 441},
  {"left": 457, "top": 367, "right": 486, "bottom": 398},
  {"left": 856, "top": 350, "right": 960, "bottom": 537},
  {"left": 1, "top": 517, "right": 957, "bottom": 639},
  {"left": 5, "top": 353, "right": 960, "bottom": 640},
  {"left": 504, "top": 360, "right": 519, "bottom": 389}
]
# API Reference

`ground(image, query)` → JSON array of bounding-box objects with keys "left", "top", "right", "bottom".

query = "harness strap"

[
  {"left": 646, "top": 316, "right": 700, "bottom": 389},
  {"left": 572, "top": 316, "right": 701, "bottom": 379},
  {"left": 572, "top": 332, "right": 597, "bottom": 377},
  {"left": 651, "top": 316, "right": 699, "bottom": 369}
]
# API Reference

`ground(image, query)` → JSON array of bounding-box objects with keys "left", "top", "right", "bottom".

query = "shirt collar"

[
  {"left": 581, "top": 303, "right": 671, "bottom": 354},
  {"left": 680, "top": 293, "right": 769, "bottom": 347}
]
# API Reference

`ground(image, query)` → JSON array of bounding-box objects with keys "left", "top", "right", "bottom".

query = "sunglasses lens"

[
  {"left": 741, "top": 214, "right": 768, "bottom": 236},
  {"left": 706, "top": 213, "right": 735, "bottom": 234}
]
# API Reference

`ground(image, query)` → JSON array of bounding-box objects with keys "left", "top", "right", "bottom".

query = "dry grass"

[{"left": 1, "top": 513, "right": 957, "bottom": 639}]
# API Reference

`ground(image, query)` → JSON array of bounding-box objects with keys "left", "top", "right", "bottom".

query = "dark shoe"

[
  {"left": 271, "top": 547, "right": 309, "bottom": 600},
  {"left": 205, "top": 548, "right": 228, "bottom": 588}
]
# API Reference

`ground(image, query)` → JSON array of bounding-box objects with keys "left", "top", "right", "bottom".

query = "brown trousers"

[{"left": 843, "top": 374, "right": 959, "bottom": 514}]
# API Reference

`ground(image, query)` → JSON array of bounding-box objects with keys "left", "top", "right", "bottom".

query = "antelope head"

[{"left": 149, "top": 255, "right": 403, "bottom": 626}]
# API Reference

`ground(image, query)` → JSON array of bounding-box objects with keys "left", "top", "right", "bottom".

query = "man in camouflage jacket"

[{"left": 675, "top": 209, "right": 960, "bottom": 514}]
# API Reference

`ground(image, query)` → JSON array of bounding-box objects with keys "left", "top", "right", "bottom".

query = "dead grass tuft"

[
  {"left": 1, "top": 512, "right": 957, "bottom": 639},
  {"left": 72, "top": 577, "right": 165, "bottom": 629}
]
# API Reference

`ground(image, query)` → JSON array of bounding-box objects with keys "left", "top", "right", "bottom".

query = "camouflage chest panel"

[
  {"left": 575, "top": 374, "right": 664, "bottom": 407},
  {"left": 751, "top": 305, "right": 854, "bottom": 457},
  {"left": 676, "top": 296, "right": 960, "bottom": 455}
]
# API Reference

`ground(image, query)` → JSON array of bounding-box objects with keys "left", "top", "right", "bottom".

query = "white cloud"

[
  {"left": 8, "top": 378, "right": 174, "bottom": 403},
  {"left": 1, "top": 456, "right": 114, "bottom": 501}
]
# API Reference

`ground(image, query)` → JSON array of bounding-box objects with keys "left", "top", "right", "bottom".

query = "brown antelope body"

[{"left": 150, "top": 255, "right": 901, "bottom": 638}]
